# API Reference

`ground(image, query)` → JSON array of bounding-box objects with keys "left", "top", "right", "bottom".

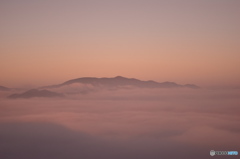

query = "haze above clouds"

[{"left": 1, "top": 0, "right": 240, "bottom": 87}]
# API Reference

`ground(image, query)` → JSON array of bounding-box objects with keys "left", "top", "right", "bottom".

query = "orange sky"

[{"left": 1, "top": 0, "right": 240, "bottom": 87}]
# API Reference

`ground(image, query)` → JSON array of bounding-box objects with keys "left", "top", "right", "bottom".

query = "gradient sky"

[{"left": 1, "top": 0, "right": 240, "bottom": 87}]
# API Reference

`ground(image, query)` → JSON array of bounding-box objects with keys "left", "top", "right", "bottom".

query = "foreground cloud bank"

[{"left": 0, "top": 88, "right": 239, "bottom": 159}]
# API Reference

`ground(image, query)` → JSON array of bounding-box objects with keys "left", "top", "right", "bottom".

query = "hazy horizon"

[{"left": 1, "top": 75, "right": 240, "bottom": 90}]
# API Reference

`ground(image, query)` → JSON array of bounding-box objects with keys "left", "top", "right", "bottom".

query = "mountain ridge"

[
  {"left": 41, "top": 76, "right": 199, "bottom": 89},
  {"left": 8, "top": 89, "right": 64, "bottom": 99}
]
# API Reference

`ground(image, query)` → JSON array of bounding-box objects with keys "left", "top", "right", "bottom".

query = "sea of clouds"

[{"left": 0, "top": 88, "right": 239, "bottom": 159}]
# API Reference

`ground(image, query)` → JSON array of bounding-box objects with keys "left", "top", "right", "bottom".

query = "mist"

[{"left": 0, "top": 88, "right": 239, "bottom": 159}]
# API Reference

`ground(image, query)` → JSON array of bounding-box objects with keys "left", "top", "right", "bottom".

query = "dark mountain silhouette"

[
  {"left": 8, "top": 89, "right": 64, "bottom": 99},
  {"left": 0, "top": 86, "right": 11, "bottom": 91},
  {"left": 42, "top": 76, "right": 199, "bottom": 89}
]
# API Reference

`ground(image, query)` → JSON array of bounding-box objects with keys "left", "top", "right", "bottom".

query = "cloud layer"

[{"left": 0, "top": 88, "right": 239, "bottom": 159}]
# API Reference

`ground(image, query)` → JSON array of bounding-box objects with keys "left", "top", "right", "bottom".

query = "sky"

[{"left": 1, "top": 0, "right": 240, "bottom": 87}]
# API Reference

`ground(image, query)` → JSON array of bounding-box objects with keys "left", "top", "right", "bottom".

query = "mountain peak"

[{"left": 114, "top": 76, "right": 126, "bottom": 79}]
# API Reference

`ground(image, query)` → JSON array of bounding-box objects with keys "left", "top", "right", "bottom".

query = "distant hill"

[
  {"left": 0, "top": 86, "right": 11, "bottom": 91},
  {"left": 8, "top": 89, "right": 64, "bottom": 99},
  {"left": 42, "top": 76, "right": 199, "bottom": 89}
]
